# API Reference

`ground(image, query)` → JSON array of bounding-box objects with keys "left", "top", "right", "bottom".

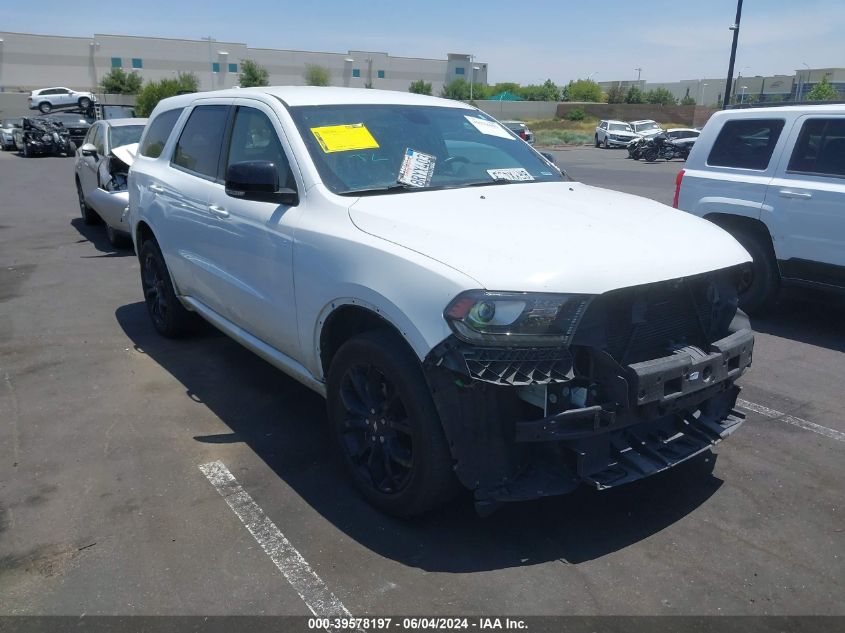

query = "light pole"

[
  {"left": 740, "top": 85, "right": 748, "bottom": 103},
  {"left": 722, "top": 0, "right": 744, "bottom": 108},
  {"left": 201, "top": 36, "right": 215, "bottom": 90},
  {"left": 635, "top": 67, "right": 642, "bottom": 82},
  {"left": 470, "top": 65, "right": 480, "bottom": 100},
  {"left": 699, "top": 82, "right": 708, "bottom": 105},
  {"left": 800, "top": 61, "right": 810, "bottom": 101}
]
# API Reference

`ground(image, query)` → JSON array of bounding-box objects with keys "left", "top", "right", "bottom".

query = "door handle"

[
  {"left": 208, "top": 204, "right": 230, "bottom": 218},
  {"left": 149, "top": 184, "right": 164, "bottom": 194},
  {"left": 778, "top": 189, "right": 812, "bottom": 199}
]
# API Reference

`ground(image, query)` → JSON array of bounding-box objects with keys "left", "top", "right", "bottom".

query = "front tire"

[
  {"left": 78, "top": 97, "right": 92, "bottom": 110},
  {"left": 76, "top": 179, "right": 98, "bottom": 225},
  {"left": 594, "top": 135, "right": 600, "bottom": 148},
  {"left": 603, "top": 137, "right": 610, "bottom": 149},
  {"left": 139, "top": 239, "right": 195, "bottom": 338},
  {"left": 38, "top": 101, "right": 52, "bottom": 114},
  {"left": 327, "top": 330, "right": 458, "bottom": 517},
  {"left": 643, "top": 148, "right": 658, "bottom": 162}
]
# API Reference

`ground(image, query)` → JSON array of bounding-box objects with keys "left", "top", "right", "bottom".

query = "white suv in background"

[
  {"left": 28, "top": 87, "right": 97, "bottom": 113},
  {"left": 129, "top": 87, "right": 753, "bottom": 516},
  {"left": 675, "top": 104, "right": 845, "bottom": 312},
  {"left": 595, "top": 120, "right": 638, "bottom": 148}
]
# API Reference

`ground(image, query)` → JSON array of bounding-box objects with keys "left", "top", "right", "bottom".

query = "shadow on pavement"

[
  {"left": 751, "top": 286, "right": 845, "bottom": 353},
  {"left": 70, "top": 217, "right": 133, "bottom": 257},
  {"left": 116, "top": 300, "right": 724, "bottom": 571}
]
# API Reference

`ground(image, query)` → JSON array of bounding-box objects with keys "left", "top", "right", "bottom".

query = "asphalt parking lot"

[{"left": 0, "top": 146, "right": 843, "bottom": 617}]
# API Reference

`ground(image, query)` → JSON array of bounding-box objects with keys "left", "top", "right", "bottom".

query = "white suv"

[
  {"left": 129, "top": 87, "right": 754, "bottom": 516},
  {"left": 675, "top": 104, "right": 845, "bottom": 312},
  {"left": 28, "top": 87, "right": 96, "bottom": 114},
  {"left": 595, "top": 119, "right": 638, "bottom": 148}
]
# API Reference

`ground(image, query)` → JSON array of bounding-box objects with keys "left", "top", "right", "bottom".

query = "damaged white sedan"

[
  {"left": 75, "top": 118, "right": 147, "bottom": 248},
  {"left": 129, "top": 87, "right": 754, "bottom": 517}
]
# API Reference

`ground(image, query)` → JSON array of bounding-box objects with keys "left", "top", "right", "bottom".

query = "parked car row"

[{"left": 595, "top": 119, "right": 701, "bottom": 161}]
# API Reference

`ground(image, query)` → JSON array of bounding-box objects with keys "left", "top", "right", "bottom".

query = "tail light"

[{"left": 673, "top": 168, "right": 685, "bottom": 208}]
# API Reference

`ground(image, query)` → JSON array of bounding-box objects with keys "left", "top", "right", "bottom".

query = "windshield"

[
  {"left": 109, "top": 125, "right": 145, "bottom": 149},
  {"left": 288, "top": 104, "right": 563, "bottom": 195},
  {"left": 609, "top": 123, "right": 632, "bottom": 132},
  {"left": 2, "top": 118, "right": 23, "bottom": 128},
  {"left": 48, "top": 114, "right": 94, "bottom": 125},
  {"left": 635, "top": 121, "right": 660, "bottom": 131}
]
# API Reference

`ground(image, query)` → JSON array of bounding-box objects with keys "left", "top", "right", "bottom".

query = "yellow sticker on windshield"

[{"left": 310, "top": 123, "right": 379, "bottom": 153}]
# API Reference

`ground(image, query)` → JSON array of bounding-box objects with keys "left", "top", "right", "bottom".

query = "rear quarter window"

[
  {"left": 707, "top": 118, "right": 785, "bottom": 170},
  {"left": 787, "top": 118, "right": 845, "bottom": 178},
  {"left": 139, "top": 108, "right": 184, "bottom": 159}
]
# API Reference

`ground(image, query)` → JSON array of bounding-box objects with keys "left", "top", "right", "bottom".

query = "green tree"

[
  {"left": 100, "top": 68, "right": 143, "bottom": 95},
  {"left": 408, "top": 79, "right": 432, "bottom": 95},
  {"left": 135, "top": 72, "right": 199, "bottom": 117},
  {"left": 807, "top": 76, "right": 838, "bottom": 101},
  {"left": 606, "top": 84, "right": 626, "bottom": 104},
  {"left": 304, "top": 65, "right": 330, "bottom": 86},
  {"left": 680, "top": 95, "right": 697, "bottom": 106},
  {"left": 491, "top": 82, "right": 521, "bottom": 95},
  {"left": 239, "top": 59, "right": 269, "bottom": 87},
  {"left": 567, "top": 79, "right": 603, "bottom": 102},
  {"left": 625, "top": 85, "right": 644, "bottom": 103},
  {"left": 645, "top": 87, "right": 677, "bottom": 105},
  {"left": 440, "top": 79, "right": 470, "bottom": 100}
]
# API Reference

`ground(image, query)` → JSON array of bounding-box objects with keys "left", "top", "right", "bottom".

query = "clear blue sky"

[{"left": 3, "top": 0, "right": 842, "bottom": 84}]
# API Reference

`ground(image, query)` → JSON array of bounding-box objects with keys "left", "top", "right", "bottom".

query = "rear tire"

[
  {"left": 38, "top": 101, "right": 52, "bottom": 114},
  {"left": 643, "top": 148, "right": 658, "bottom": 162},
  {"left": 730, "top": 227, "right": 780, "bottom": 314},
  {"left": 139, "top": 239, "right": 196, "bottom": 338},
  {"left": 327, "top": 329, "right": 459, "bottom": 517},
  {"left": 106, "top": 224, "right": 130, "bottom": 249}
]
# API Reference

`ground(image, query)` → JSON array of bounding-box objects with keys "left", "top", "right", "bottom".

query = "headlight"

[
  {"left": 444, "top": 290, "right": 593, "bottom": 346},
  {"left": 41, "top": 133, "right": 52, "bottom": 142}
]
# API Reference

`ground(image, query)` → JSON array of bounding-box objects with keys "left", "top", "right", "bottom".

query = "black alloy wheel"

[
  {"left": 338, "top": 363, "right": 415, "bottom": 495},
  {"left": 327, "top": 330, "right": 458, "bottom": 516},
  {"left": 139, "top": 240, "right": 194, "bottom": 337}
]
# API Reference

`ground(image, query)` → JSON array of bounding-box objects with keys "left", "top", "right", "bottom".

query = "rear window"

[
  {"left": 707, "top": 118, "right": 785, "bottom": 170},
  {"left": 172, "top": 105, "right": 229, "bottom": 179},
  {"left": 139, "top": 108, "right": 184, "bottom": 158},
  {"left": 787, "top": 118, "right": 845, "bottom": 178}
]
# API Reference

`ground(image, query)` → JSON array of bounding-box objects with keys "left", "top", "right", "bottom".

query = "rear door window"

[
  {"left": 139, "top": 108, "right": 184, "bottom": 159},
  {"left": 787, "top": 118, "right": 845, "bottom": 178},
  {"left": 707, "top": 118, "right": 785, "bottom": 170},
  {"left": 172, "top": 105, "right": 229, "bottom": 179}
]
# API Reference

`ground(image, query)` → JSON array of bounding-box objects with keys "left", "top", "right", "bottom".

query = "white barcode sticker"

[
  {"left": 487, "top": 168, "right": 535, "bottom": 181},
  {"left": 397, "top": 148, "right": 437, "bottom": 188},
  {"left": 465, "top": 116, "right": 514, "bottom": 139}
]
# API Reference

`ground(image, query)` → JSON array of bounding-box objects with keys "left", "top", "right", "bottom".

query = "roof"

[
  {"left": 714, "top": 103, "right": 845, "bottom": 117},
  {"left": 103, "top": 118, "right": 148, "bottom": 127},
  {"left": 157, "top": 86, "right": 474, "bottom": 110}
]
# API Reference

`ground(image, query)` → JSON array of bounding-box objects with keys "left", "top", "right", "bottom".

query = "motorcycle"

[
  {"left": 17, "top": 117, "right": 74, "bottom": 157},
  {"left": 640, "top": 133, "right": 689, "bottom": 162},
  {"left": 627, "top": 136, "right": 648, "bottom": 160}
]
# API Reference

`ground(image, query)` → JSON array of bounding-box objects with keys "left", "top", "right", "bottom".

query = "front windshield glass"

[
  {"left": 109, "top": 125, "right": 145, "bottom": 149},
  {"left": 609, "top": 123, "right": 632, "bottom": 132},
  {"left": 288, "top": 104, "right": 563, "bottom": 195}
]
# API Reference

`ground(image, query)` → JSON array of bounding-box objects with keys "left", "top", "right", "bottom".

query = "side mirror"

[
  {"left": 225, "top": 160, "right": 298, "bottom": 205},
  {"left": 80, "top": 143, "right": 97, "bottom": 157}
]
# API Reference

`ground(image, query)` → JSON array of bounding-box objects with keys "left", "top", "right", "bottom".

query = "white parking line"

[
  {"left": 199, "top": 461, "right": 354, "bottom": 622},
  {"left": 737, "top": 399, "right": 845, "bottom": 443}
]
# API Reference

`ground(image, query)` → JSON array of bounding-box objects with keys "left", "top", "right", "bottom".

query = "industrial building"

[
  {"left": 599, "top": 68, "right": 845, "bottom": 105},
  {"left": 0, "top": 31, "right": 488, "bottom": 95}
]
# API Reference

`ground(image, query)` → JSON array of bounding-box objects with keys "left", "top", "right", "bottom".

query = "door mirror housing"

[
  {"left": 80, "top": 143, "right": 98, "bottom": 157},
  {"left": 225, "top": 160, "right": 298, "bottom": 205}
]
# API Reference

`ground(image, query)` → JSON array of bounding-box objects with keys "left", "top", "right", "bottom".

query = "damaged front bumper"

[{"left": 424, "top": 326, "right": 753, "bottom": 510}]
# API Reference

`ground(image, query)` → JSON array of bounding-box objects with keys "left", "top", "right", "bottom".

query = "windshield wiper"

[{"left": 338, "top": 183, "right": 415, "bottom": 196}]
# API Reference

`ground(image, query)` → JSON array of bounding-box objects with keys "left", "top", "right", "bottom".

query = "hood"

[
  {"left": 348, "top": 181, "right": 750, "bottom": 295},
  {"left": 110, "top": 142, "right": 139, "bottom": 167},
  {"left": 608, "top": 130, "right": 637, "bottom": 137}
]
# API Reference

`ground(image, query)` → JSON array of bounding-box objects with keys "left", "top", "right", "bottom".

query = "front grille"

[
  {"left": 461, "top": 346, "right": 573, "bottom": 386},
  {"left": 576, "top": 270, "right": 738, "bottom": 366}
]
